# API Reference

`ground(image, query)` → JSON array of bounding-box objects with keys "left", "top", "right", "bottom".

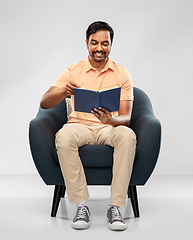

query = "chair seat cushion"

[{"left": 53, "top": 145, "right": 114, "bottom": 167}]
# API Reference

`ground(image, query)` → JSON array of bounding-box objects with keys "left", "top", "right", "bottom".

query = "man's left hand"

[{"left": 91, "top": 107, "right": 112, "bottom": 124}]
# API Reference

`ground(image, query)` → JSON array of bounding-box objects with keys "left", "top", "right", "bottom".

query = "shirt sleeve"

[{"left": 51, "top": 68, "right": 71, "bottom": 88}]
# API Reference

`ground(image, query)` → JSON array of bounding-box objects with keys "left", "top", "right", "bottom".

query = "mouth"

[{"left": 94, "top": 52, "right": 105, "bottom": 58}]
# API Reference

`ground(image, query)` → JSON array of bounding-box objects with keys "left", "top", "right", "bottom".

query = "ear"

[{"left": 85, "top": 39, "right": 89, "bottom": 49}]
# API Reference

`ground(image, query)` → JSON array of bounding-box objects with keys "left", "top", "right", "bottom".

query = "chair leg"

[
  {"left": 51, "top": 185, "right": 66, "bottom": 217},
  {"left": 128, "top": 185, "right": 140, "bottom": 218},
  {"left": 61, "top": 185, "right": 66, "bottom": 198}
]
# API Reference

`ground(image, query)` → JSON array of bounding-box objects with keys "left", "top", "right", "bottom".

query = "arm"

[
  {"left": 40, "top": 81, "right": 80, "bottom": 109},
  {"left": 91, "top": 100, "right": 133, "bottom": 127}
]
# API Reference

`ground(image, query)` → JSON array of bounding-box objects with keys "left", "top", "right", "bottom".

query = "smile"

[{"left": 94, "top": 52, "right": 105, "bottom": 57}]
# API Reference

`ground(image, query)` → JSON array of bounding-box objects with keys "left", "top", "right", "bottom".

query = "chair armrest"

[
  {"left": 29, "top": 100, "right": 67, "bottom": 185},
  {"left": 130, "top": 114, "right": 161, "bottom": 185}
]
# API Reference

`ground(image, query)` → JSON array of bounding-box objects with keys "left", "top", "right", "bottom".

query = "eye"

[
  {"left": 90, "top": 41, "right": 97, "bottom": 45},
  {"left": 102, "top": 42, "right": 110, "bottom": 46}
]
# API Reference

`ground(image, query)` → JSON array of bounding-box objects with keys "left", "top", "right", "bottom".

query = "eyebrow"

[{"left": 90, "top": 39, "right": 110, "bottom": 43}]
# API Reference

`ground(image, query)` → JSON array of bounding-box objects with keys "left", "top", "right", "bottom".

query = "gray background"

[{"left": 1, "top": 0, "right": 193, "bottom": 175}]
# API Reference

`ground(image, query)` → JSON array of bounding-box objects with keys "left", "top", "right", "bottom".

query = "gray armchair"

[{"left": 29, "top": 87, "right": 161, "bottom": 218}]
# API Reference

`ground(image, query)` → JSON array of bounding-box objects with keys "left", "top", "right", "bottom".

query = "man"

[{"left": 40, "top": 21, "right": 136, "bottom": 231}]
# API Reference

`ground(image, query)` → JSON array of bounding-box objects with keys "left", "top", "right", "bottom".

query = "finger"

[
  {"left": 66, "top": 85, "right": 74, "bottom": 94},
  {"left": 68, "top": 82, "right": 76, "bottom": 89},
  {"left": 99, "top": 107, "right": 110, "bottom": 114},
  {"left": 91, "top": 110, "right": 101, "bottom": 118},
  {"left": 66, "top": 81, "right": 80, "bottom": 94},
  {"left": 65, "top": 83, "right": 76, "bottom": 95},
  {"left": 69, "top": 81, "right": 81, "bottom": 88},
  {"left": 94, "top": 108, "right": 105, "bottom": 116}
]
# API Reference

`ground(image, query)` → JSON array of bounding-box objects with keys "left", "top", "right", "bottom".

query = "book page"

[{"left": 80, "top": 84, "right": 119, "bottom": 92}]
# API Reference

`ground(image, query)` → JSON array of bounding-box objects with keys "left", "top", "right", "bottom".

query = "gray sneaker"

[
  {"left": 107, "top": 206, "right": 127, "bottom": 231},
  {"left": 71, "top": 205, "right": 90, "bottom": 230}
]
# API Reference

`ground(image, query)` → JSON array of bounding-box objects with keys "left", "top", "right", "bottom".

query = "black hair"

[{"left": 86, "top": 21, "right": 114, "bottom": 42}]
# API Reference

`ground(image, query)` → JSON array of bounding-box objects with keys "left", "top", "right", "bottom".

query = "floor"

[{"left": 0, "top": 174, "right": 193, "bottom": 240}]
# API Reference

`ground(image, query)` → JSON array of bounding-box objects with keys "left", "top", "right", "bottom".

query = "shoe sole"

[
  {"left": 107, "top": 218, "right": 127, "bottom": 231},
  {"left": 71, "top": 221, "right": 90, "bottom": 230}
]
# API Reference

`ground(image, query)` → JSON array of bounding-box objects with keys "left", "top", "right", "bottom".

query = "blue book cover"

[{"left": 74, "top": 86, "right": 121, "bottom": 113}]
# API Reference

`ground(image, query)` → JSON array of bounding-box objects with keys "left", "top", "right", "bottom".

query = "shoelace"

[
  {"left": 76, "top": 205, "right": 89, "bottom": 220},
  {"left": 111, "top": 206, "right": 123, "bottom": 222}
]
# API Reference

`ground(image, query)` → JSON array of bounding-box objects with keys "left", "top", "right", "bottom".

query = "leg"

[
  {"left": 97, "top": 126, "right": 136, "bottom": 231},
  {"left": 55, "top": 123, "right": 95, "bottom": 204},
  {"left": 97, "top": 125, "right": 136, "bottom": 207},
  {"left": 51, "top": 185, "right": 66, "bottom": 217},
  {"left": 128, "top": 185, "right": 140, "bottom": 218}
]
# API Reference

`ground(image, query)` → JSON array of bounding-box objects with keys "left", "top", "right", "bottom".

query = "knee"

[
  {"left": 114, "top": 126, "right": 136, "bottom": 144},
  {"left": 55, "top": 125, "right": 78, "bottom": 149}
]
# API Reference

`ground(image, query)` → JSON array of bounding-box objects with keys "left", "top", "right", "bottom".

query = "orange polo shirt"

[{"left": 52, "top": 57, "right": 133, "bottom": 124}]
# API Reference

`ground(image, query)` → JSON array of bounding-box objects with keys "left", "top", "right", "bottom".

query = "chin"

[
  {"left": 94, "top": 58, "right": 105, "bottom": 62},
  {"left": 92, "top": 56, "right": 107, "bottom": 62}
]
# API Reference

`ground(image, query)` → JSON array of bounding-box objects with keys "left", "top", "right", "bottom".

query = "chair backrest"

[
  {"left": 132, "top": 87, "right": 154, "bottom": 119},
  {"left": 129, "top": 87, "right": 155, "bottom": 130}
]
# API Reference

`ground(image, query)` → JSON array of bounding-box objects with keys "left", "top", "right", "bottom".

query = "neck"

[{"left": 88, "top": 56, "right": 108, "bottom": 72}]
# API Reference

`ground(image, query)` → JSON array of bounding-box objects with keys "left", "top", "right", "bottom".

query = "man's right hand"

[
  {"left": 64, "top": 81, "right": 81, "bottom": 95},
  {"left": 40, "top": 81, "right": 80, "bottom": 109}
]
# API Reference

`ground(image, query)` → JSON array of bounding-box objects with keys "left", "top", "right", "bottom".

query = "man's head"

[
  {"left": 86, "top": 21, "right": 114, "bottom": 64},
  {"left": 86, "top": 21, "right": 114, "bottom": 43}
]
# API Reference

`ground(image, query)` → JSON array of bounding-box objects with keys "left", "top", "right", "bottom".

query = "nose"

[{"left": 96, "top": 43, "right": 103, "bottom": 51}]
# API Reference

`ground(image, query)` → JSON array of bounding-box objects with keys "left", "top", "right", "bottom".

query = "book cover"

[{"left": 74, "top": 86, "right": 121, "bottom": 113}]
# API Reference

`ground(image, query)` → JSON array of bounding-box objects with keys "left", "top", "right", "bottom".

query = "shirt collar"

[{"left": 85, "top": 56, "right": 114, "bottom": 72}]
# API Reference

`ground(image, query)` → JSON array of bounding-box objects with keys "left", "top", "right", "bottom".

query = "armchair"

[{"left": 29, "top": 87, "right": 161, "bottom": 218}]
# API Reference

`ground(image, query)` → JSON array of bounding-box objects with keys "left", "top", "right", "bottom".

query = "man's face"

[{"left": 86, "top": 30, "right": 112, "bottom": 63}]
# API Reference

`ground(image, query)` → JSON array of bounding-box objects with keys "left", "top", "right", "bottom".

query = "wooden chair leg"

[
  {"left": 128, "top": 185, "right": 140, "bottom": 218},
  {"left": 51, "top": 185, "right": 66, "bottom": 217}
]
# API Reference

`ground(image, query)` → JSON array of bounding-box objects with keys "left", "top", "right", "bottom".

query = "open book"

[{"left": 74, "top": 86, "right": 121, "bottom": 113}]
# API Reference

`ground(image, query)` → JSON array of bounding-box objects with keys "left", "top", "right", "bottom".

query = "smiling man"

[
  {"left": 40, "top": 21, "right": 136, "bottom": 231},
  {"left": 86, "top": 30, "right": 111, "bottom": 67}
]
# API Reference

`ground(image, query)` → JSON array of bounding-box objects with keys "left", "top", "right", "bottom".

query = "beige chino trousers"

[{"left": 55, "top": 123, "right": 136, "bottom": 207}]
